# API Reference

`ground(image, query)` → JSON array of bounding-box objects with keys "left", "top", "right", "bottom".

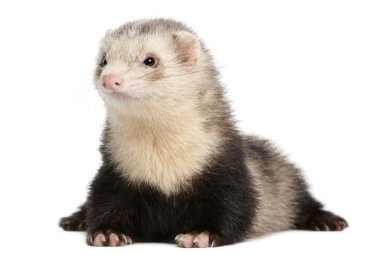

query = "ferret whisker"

[{"left": 76, "top": 88, "right": 98, "bottom": 103}]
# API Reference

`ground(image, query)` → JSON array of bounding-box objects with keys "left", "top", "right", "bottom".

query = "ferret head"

[{"left": 94, "top": 19, "right": 217, "bottom": 116}]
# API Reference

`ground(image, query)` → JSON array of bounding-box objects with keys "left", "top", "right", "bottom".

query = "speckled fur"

[{"left": 60, "top": 18, "right": 348, "bottom": 247}]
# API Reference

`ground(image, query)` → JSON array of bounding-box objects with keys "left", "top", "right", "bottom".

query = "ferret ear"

[{"left": 172, "top": 31, "right": 201, "bottom": 65}]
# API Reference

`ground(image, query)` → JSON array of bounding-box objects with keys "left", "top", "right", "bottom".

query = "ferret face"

[{"left": 94, "top": 25, "right": 207, "bottom": 112}]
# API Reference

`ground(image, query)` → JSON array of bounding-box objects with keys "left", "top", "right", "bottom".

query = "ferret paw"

[
  {"left": 308, "top": 210, "right": 348, "bottom": 231},
  {"left": 59, "top": 216, "right": 86, "bottom": 231},
  {"left": 175, "top": 231, "right": 220, "bottom": 248},
  {"left": 87, "top": 230, "right": 132, "bottom": 247}
]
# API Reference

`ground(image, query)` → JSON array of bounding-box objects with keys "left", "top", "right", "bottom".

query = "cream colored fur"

[
  {"left": 91, "top": 19, "right": 312, "bottom": 236},
  {"left": 242, "top": 136, "right": 300, "bottom": 235},
  {"left": 106, "top": 102, "right": 221, "bottom": 195},
  {"left": 95, "top": 26, "right": 222, "bottom": 195}
]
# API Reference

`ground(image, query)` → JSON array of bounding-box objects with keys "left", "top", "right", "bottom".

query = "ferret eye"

[
  {"left": 143, "top": 57, "right": 156, "bottom": 67},
  {"left": 100, "top": 57, "right": 107, "bottom": 68}
]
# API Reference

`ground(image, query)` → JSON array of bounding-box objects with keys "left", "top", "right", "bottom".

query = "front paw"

[
  {"left": 175, "top": 231, "right": 221, "bottom": 248},
  {"left": 87, "top": 230, "right": 132, "bottom": 247}
]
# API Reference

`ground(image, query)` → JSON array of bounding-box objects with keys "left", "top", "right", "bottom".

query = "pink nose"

[{"left": 102, "top": 75, "right": 124, "bottom": 90}]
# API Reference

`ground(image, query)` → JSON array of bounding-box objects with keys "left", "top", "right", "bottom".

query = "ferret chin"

[{"left": 60, "top": 18, "right": 348, "bottom": 248}]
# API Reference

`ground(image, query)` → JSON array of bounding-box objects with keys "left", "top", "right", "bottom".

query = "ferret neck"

[
  {"left": 104, "top": 101, "right": 221, "bottom": 195},
  {"left": 107, "top": 100, "right": 202, "bottom": 131}
]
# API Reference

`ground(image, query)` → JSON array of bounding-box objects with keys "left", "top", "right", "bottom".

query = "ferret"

[{"left": 60, "top": 18, "right": 348, "bottom": 248}]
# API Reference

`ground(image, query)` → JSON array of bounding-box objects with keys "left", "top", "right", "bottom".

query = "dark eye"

[
  {"left": 143, "top": 56, "right": 156, "bottom": 67},
  {"left": 100, "top": 57, "right": 107, "bottom": 68}
]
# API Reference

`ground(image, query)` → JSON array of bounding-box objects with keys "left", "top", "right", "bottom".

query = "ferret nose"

[{"left": 102, "top": 75, "right": 124, "bottom": 90}]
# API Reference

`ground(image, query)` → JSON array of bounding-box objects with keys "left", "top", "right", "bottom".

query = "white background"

[{"left": 0, "top": 0, "right": 379, "bottom": 254}]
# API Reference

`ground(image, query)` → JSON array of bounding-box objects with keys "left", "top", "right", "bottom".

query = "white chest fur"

[{"left": 106, "top": 110, "right": 220, "bottom": 195}]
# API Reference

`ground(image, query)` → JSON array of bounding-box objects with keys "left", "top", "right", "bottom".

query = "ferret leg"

[
  {"left": 85, "top": 206, "right": 133, "bottom": 246},
  {"left": 175, "top": 231, "right": 221, "bottom": 248},
  {"left": 297, "top": 209, "right": 348, "bottom": 231},
  {"left": 87, "top": 230, "right": 132, "bottom": 247},
  {"left": 59, "top": 203, "right": 87, "bottom": 231}
]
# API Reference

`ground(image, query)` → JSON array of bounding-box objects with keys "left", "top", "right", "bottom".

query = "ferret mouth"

[
  {"left": 101, "top": 90, "right": 136, "bottom": 102},
  {"left": 108, "top": 91, "right": 130, "bottom": 100}
]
